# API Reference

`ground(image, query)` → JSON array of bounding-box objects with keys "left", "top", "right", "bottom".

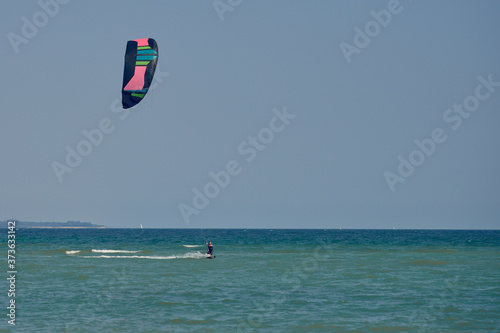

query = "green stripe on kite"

[
  {"left": 138, "top": 46, "right": 151, "bottom": 50},
  {"left": 131, "top": 93, "right": 145, "bottom": 98},
  {"left": 135, "top": 61, "right": 150, "bottom": 66}
]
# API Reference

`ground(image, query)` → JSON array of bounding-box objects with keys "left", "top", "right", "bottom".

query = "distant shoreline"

[
  {"left": 21, "top": 226, "right": 106, "bottom": 229},
  {"left": 0, "top": 221, "right": 105, "bottom": 228}
]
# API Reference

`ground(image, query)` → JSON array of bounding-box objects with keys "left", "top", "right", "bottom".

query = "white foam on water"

[
  {"left": 177, "top": 252, "right": 207, "bottom": 259},
  {"left": 91, "top": 249, "right": 140, "bottom": 254},
  {"left": 82, "top": 252, "right": 206, "bottom": 260},
  {"left": 182, "top": 245, "right": 203, "bottom": 248},
  {"left": 66, "top": 250, "right": 80, "bottom": 255},
  {"left": 83, "top": 255, "right": 174, "bottom": 260}
]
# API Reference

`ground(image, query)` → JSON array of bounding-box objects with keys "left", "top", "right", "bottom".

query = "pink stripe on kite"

[
  {"left": 123, "top": 66, "right": 147, "bottom": 91},
  {"left": 134, "top": 38, "right": 149, "bottom": 46}
]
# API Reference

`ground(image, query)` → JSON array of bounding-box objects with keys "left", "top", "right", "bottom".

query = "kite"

[{"left": 121, "top": 38, "right": 158, "bottom": 109}]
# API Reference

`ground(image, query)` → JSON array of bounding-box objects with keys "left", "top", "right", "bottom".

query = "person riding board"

[{"left": 206, "top": 241, "right": 214, "bottom": 255}]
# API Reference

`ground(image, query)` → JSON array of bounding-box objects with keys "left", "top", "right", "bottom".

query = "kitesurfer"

[{"left": 206, "top": 241, "right": 214, "bottom": 255}]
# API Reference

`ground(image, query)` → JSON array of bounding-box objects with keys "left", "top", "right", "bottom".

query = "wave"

[
  {"left": 175, "top": 252, "right": 207, "bottom": 259},
  {"left": 83, "top": 255, "right": 175, "bottom": 260},
  {"left": 91, "top": 249, "right": 140, "bottom": 254},
  {"left": 182, "top": 245, "right": 203, "bottom": 248},
  {"left": 82, "top": 252, "right": 207, "bottom": 260},
  {"left": 66, "top": 250, "right": 80, "bottom": 255}
]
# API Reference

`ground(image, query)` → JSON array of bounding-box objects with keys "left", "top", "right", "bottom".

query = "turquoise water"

[{"left": 3, "top": 229, "right": 500, "bottom": 332}]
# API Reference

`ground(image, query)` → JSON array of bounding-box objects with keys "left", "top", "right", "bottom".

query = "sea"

[{"left": 2, "top": 228, "right": 499, "bottom": 332}]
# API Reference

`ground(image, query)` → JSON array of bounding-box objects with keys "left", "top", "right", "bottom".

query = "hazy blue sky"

[{"left": 1, "top": 0, "right": 499, "bottom": 229}]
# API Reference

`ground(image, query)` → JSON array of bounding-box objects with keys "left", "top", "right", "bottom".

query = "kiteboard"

[{"left": 206, "top": 253, "right": 216, "bottom": 259}]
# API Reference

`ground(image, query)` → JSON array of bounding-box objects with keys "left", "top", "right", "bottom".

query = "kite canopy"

[{"left": 121, "top": 38, "right": 158, "bottom": 109}]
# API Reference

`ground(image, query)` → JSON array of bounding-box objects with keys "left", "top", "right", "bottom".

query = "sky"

[{"left": 1, "top": 0, "right": 499, "bottom": 229}]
